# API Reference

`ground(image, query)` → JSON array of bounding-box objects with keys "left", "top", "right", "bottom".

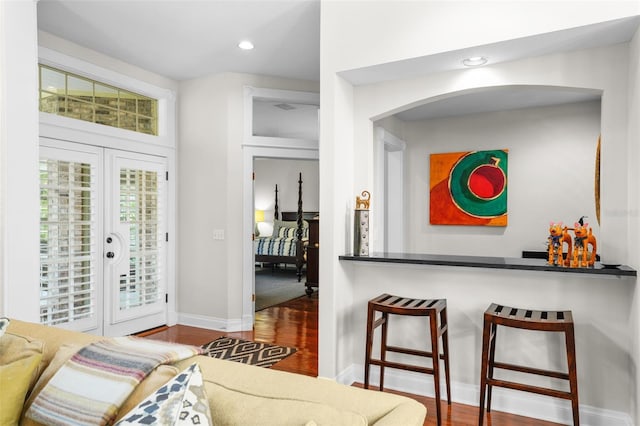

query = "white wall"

[
  {"left": 0, "top": 1, "right": 41, "bottom": 320},
  {"left": 404, "top": 100, "right": 602, "bottom": 258},
  {"left": 343, "top": 45, "right": 632, "bottom": 424},
  {"left": 254, "top": 158, "right": 319, "bottom": 235},
  {"left": 252, "top": 100, "right": 319, "bottom": 140},
  {"left": 320, "top": 2, "right": 640, "bottom": 424},
  {"left": 38, "top": 31, "right": 179, "bottom": 93},
  {"left": 177, "top": 73, "right": 318, "bottom": 329},
  {"left": 325, "top": 1, "right": 640, "bottom": 75},
  {"left": 627, "top": 24, "right": 640, "bottom": 423}
]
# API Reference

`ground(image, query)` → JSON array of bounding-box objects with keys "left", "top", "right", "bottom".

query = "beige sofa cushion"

[
  {"left": 207, "top": 381, "right": 367, "bottom": 425},
  {"left": 6, "top": 320, "right": 102, "bottom": 367},
  {"left": 175, "top": 355, "right": 426, "bottom": 426}
]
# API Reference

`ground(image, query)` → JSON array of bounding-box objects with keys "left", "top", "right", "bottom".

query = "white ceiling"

[
  {"left": 37, "top": 0, "right": 321, "bottom": 82},
  {"left": 36, "top": 2, "right": 639, "bottom": 121}
]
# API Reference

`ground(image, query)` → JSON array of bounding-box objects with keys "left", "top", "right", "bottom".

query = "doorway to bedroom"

[
  {"left": 241, "top": 86, "right": 319, "bottom": 330},
  {"left": 253, "top": 158, "right": 319, "bottom": 311}
]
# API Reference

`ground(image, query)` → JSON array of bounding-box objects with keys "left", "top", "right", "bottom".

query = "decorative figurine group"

[{"left": 547, "top": 217, "right": 597, "bottom": 267}]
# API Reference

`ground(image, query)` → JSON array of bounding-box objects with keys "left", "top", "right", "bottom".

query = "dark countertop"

[{"left": 339, "top": 252, "right": 637, "bottom": 277}]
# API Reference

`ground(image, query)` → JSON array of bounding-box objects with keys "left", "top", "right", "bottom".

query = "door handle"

[{"left": 106, "top": 251, "right": 115, "bottom": 259}]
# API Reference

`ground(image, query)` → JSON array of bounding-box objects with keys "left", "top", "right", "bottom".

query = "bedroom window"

[{"left": 39, "top": 64, "right": 158, "bottom": 136}]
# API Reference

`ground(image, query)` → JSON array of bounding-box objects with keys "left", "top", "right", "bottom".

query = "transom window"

[{"left": 39, "top": 64, "right": 158, "bottom": 136}]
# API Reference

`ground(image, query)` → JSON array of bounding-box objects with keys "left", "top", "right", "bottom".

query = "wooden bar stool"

[
  {"left": 364, "top": 293, "right": 451, "bottom": 425},
  {"left": 478, "top": 303, "right": 579, "bottom": 426}
]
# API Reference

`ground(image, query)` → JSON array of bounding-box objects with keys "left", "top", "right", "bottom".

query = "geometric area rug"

[{"left": 201, "top": 336, "right": 297, "bottom": 368}]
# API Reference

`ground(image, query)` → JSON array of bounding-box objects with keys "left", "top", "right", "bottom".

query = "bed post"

[
  {"left": 296, "top": 173, "right": 304, "bottom": 282},
  {"left": 274, "top": 184, "right": 279, "bottom": 220},
  {"left": 297, "top": 173, "right": 303, "bottom": 239}
]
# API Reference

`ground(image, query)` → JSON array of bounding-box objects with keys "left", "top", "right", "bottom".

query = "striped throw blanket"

[{"left": 25, "top": 336, "right": 203, "bottom": 426}]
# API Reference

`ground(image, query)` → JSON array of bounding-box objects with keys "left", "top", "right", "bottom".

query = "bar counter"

[{"left": 339, "top": 252, "right": 636, "bottom": 276}]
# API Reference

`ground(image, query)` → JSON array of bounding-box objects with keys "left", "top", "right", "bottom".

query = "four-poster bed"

[{"left": 254, "top": 173, "right": 318, "bottom": 282}]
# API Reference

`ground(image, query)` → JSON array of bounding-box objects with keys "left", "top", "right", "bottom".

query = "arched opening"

[{"left": 372, "top": 85, "right": 602, "bottom": 257}]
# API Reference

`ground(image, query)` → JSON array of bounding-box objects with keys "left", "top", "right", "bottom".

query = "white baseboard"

[
  {"left": 337, "top": 364, "right": 632, "bottom": 426},
  {"left": 177, "top": 312, "right": 245, "bottom": 332}
]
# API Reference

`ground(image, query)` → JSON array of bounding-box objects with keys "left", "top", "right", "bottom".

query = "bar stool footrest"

[
  {"left": 386, "top": 345, "right": 447, "bottom": 361},
  {"left": 369, "top": 359, "right": 434, "bottom": 375},
  {"left": 486, "top": 378, "right": 575, "bottom": 400},
  {"left": 493, "top": 361, "right": 570, "bottom": 380}
]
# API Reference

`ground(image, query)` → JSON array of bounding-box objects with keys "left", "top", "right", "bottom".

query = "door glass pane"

[
  {"left": 40, "top": 159, "right": 96, "bottom": 326},
  {"left": 119, "top": 168, "right": 161, "bottom": 310}
]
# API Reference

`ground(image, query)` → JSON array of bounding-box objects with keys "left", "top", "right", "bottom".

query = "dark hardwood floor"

[{"left": 144, "top": 292, "right": 562, "bottom": 426}]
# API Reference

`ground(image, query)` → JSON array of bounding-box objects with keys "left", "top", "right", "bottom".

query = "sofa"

[{"left": 2, "top": 319, "right": 426, "bottom": 425}]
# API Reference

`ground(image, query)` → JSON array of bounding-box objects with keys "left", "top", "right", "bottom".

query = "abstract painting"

[{"left": 430, "top": 149, "right": 508, "bottom": 226}]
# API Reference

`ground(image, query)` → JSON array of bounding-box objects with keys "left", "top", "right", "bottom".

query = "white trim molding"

[
  {"left": 38, "top": 46, "right": 176, "bottom": 149},
  {"left": 373, "top": 127, "right": 407, "bottom": 253},
  {"left": 241, "top": 86, "right": 319, "bottom": 330},
  {"left": 243, "top": 86, "right": 320, "bottom": 150},
  {"left": 37, "top": 46, "right": 178, "bottom": 334},
  {"left": 241, "top": 145, "right": 319, "bottom": 329},
  {"left": 177, "top": 312, "right": 245, "bottom": 333},
  {"left": 342, "top": 364, "right": 633, "bottom": 426}
]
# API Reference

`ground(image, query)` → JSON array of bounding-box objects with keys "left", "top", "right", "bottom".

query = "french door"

[{"left": 39, "top": 139, "right": 168, "bottom": 336}]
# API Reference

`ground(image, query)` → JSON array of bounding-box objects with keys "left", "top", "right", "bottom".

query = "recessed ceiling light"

[
  {"left": 238, "top": 40, "right": 254, "bottom": 50},
  {"left": 462, "top": 56, "right": 488, "bottom": 67}
]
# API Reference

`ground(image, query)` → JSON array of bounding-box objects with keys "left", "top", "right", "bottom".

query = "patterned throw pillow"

[
  {"left": 278, "top": 226, "right": 310, "bottom": 239},
  {"left": 116, "top": 363, "right": 212, "bottom": 426},
  {"left": 272, "top": 220, "right": 309, "bottom": 238},
  {"left": 278, "top": 227, "right": 297, "bottom": 238}
]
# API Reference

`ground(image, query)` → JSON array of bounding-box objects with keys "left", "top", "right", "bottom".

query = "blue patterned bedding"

[
  {"left": 255, "top": 236, "right": 299, "bottom": 257},
  {"left": 255, "top": 226, "right": 309, "bottom": 257}
]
